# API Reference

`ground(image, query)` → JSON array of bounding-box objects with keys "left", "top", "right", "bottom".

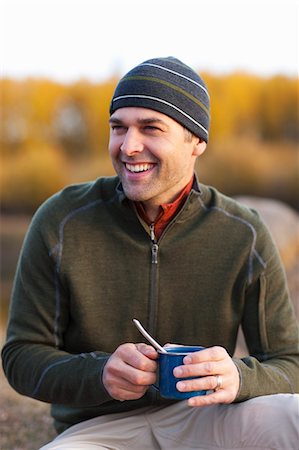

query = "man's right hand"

[{"left": 102, "top": 343, "right": 158, "bottom": 401}]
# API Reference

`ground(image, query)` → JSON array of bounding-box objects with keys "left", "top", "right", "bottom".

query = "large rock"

[
  {"left": 234, "top": 196, "right": 299, "bottom": 356},
  {"left": 236, "top": 196, "right": 299, "bottom": 271}
]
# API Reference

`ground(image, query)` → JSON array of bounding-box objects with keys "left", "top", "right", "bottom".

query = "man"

[{"left": 2, "top": 57, "right": 299, "bottom": 449}]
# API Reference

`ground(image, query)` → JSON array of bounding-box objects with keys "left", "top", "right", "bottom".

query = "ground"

[{"left": 0, "top": 360, "right": 56, "bottom": 450}]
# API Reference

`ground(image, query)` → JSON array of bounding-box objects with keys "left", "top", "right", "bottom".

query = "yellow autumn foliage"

[
  {"left": 0, "top": 73, "right": 298, "bottom": 212},
  {"left": 0, "top": 143, "right": 68, "bottom": 211}
]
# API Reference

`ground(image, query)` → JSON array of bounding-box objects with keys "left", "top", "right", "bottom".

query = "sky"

[{"left": 0, "top": 0, "right": 298, "bottom": 82}]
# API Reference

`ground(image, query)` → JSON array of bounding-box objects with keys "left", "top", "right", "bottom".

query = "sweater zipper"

[
  {"left": 148, "top": 223, "right": 159, "bottom": 334},
  {"left": 145, "top": 192, "right": 198, "bottom": 335}
]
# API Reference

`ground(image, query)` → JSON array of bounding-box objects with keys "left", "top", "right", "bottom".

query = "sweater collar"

[
  {"left": 137, "top": 178, "right": 194, "bottom": 239},
  {"left": 115, "top": 174, "right": 206, "bottom": 236}
]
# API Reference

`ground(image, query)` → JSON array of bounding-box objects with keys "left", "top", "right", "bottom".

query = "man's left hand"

[{"left": 173, "top": 345, "right": 240, "bottom": 406}]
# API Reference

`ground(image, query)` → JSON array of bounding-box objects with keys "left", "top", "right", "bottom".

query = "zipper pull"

[
  {"left": 150, "top": 223, "right": 158, "bottom": 264},
  {"left": 151, "top": 243, "right": 159, "bottom": 264}
]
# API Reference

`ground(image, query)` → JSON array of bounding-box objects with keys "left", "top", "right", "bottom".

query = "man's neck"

[
  {"left": 141, "top": 204, "right": 161, "bottom": 223},
  {"left": 141, "top": 177, "right": 195, "bottom": 222},
  {"left": 135, "top": 176, "right": 194, "bottom": 239}
]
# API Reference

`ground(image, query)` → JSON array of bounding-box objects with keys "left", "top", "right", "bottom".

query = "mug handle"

[{"left": 152, "top": 383, "right": 159, "bottom": 392}]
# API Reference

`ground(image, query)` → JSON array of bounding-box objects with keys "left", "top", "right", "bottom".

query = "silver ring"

[{"left": 215, "top": 375, "right": 223, "bottom": 391}]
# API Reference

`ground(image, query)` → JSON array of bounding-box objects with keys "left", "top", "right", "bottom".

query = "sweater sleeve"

[
  {"left": 233, "top": 216, "right": 299, "bottom": 401},
  {"left": 1, "top": 204, "right": 113, "bottom": 407}
]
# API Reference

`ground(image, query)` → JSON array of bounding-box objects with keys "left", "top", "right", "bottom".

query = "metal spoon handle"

[{"left": 132, "top": 319, "right": 167, "bottom": 353}]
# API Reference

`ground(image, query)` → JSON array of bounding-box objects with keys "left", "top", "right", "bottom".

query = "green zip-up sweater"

[{"left": 2, "top": 176, "right": 299, "bottom": 433}]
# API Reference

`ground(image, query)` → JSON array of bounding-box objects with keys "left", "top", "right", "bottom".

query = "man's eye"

[
  {"left": 145, "top": 126, "right": 161, "bottom": 131},
  {"left": 111, "top": 125, "right": 125, "bottom": 132}
]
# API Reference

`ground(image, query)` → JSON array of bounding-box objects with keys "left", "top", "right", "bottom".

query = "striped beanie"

[{"left": 109, "top": 57, "right": 210, "bottom": 142}]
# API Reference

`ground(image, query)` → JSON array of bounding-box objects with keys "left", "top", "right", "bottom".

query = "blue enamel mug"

[{"left": 157, "top": 346, "right": 207, "bottom": 400}]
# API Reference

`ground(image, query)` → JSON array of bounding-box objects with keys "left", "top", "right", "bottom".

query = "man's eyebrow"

[
  {"left": 136, "top": 117, "right": 167, "bottom": 126},
  {"left": 109, "top": 117, "right": 123, "bottom": 124},
  {"left": 109, "top": 117, "right": 168, "bottom": 126}
]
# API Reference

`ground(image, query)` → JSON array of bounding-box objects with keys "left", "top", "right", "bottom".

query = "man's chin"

[
  {"left": 123, "top": 188, "right": 150, "bottom": 203},
  {"left": 121, "top": 183, "right": 146, "bottom": 202},
  {"left": 125, "top": 193, "right": 147, "bottom": 202}
]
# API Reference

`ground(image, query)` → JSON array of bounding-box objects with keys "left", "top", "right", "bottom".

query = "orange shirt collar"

[{"left": 135, "top": 176, "right": 194, "bottom": 239}]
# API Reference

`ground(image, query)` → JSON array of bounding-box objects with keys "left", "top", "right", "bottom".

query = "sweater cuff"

[{"left": 232, "top": 358, "right": 249, "bottom": 402}]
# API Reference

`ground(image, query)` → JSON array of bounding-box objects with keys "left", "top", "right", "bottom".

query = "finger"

[
  {"left": 103, "top": 361, "right": 156, "bottom": 400},
  {"left": 110, "top": 358, "right": 157, "bottom": 386},
  {"left": 176, "top": 375, "right": 220, "bottom": 393},
  {"left": 106, "top": 376, "right": 150, "bottom": 401},
  {"left": 173, "top": 360, "right": 226, "bottom": 378},
  {"left": 112, "top": 375, "right": 152, "bottom": 394},
  {"left": 135, "top": 343, "right": 158, "bottom": 360},
  {"left": 187, "top": 388, "right": 236, "bottom": 407},
  {"left": 164, "top": 343, "right": 184, "bottom": 348},
  {"left": 117, "top": 387, "right": 149, "bottom": 401},
  {"left": 119, "top": 344, "right": 157, "bottom": 372},
  {"left": 183, "top": 346, "right": 227, "bottom": 364}
]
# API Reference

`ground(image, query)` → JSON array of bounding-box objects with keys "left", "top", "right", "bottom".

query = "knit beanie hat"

[{"left": 109, "top": 57, "right": 210, "bottom": 142}]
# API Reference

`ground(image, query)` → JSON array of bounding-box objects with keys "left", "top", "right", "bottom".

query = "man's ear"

[{"left": 193, "top": 138, "right": 207, "bottom": 157}]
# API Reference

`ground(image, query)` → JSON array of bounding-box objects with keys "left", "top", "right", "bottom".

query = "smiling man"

[
  {"left": 2, "top": 57, "right": 299, "bottom": 450},
  {"left": 109, "top": 107, "right": 206, "bottom": 221}
]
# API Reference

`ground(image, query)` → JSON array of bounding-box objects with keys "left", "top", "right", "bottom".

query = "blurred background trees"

[
  {"left": 1, "top": 72, "right": 298, "bottom": 214},
  {"left": 1, "top": 71, "right": 298, "bottom": 449}
]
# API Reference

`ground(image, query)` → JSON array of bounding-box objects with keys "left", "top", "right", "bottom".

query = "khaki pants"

[{"left": 40, "top": 394, "right": 299, "bottom": 450}]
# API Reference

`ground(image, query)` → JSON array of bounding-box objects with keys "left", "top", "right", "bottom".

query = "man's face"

[{"left": 109, "top": 107, "right": 206, "bottom": 210}]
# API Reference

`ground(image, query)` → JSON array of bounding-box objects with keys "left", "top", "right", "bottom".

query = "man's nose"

[{"left": 120, "top": 129, "right": 144, "bottom": 155}]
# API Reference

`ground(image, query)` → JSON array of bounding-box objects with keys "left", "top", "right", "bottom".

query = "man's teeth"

[{"left": 126, "top": 163, "right": 154, "bottom": 173}]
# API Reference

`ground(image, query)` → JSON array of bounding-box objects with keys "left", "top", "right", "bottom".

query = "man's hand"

[
  {"left": 102, "top": 343, "right": 158, "bottom": 401},
  {"left": 173, "top": 346, "right": 240, "bottom": 407}
]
